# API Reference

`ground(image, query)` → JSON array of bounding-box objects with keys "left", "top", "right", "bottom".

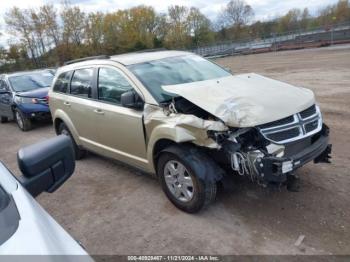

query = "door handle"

[
  {"left": 94, "top": 109, "right": 104, "bottom": 115},
  {"left": 63, "top": 101, "right": 71, "bottom": 107}
]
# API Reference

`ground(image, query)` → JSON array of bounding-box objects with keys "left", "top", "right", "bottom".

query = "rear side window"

[
  {"left": 98, "top": 67, "right": 133, "bottom": 104},
  {"left": 53, "top": 71, "right": 72, "bottom": 93},
  {"left": 70, "top": 68, "right": 93, "bottom": 98}
]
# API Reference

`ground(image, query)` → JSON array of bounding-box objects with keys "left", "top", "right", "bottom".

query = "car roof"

[
  {"left": 57, "top": 50, "right": 194, "bottom": 73},
  {"left": 110, "top": 50, "right": 191, "bottom": 65}
]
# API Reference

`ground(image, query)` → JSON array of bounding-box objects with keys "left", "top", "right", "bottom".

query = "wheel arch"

[
  {"left": 146, "top": 124, "right": 197, "bottom": 174},
  {"left": 152, "top": 138, "right": 177, "bottom": 173},
  {"left": 157, "top": 143, "right": 225, "bottom": 184},
  {"left": 52, "top": 109, "right": 81, "bottom": 145}
]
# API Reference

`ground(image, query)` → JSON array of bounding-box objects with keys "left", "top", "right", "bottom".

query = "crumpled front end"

[
  {"left": 206, "top": 104, "right": 332, "bottom": 186},
  {"left": 144, "top": 103, "right": 228, "bottom": 149},
  {"left": 145, "top": 98, "right": 332, "bottom": 187}
]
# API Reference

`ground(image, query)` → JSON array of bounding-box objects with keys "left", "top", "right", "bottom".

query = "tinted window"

[
  {"left": 98, "top": 68, "right": 133, "bottom": 104},
  {"left": 128, "top": 55, "right": 231, "bottom": 102},
  {"left": 8, "top": 71, "right": 54, "bottom": 92},
  {"left": 70, "top": 68, "right": 93, "bottom": 98},
  {"left": 53, "top": 71, "right": 72, "bottom": 93}
]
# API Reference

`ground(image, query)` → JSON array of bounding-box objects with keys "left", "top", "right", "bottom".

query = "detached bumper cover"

[{"left": 261, "top": 124, "right": 332, "bottom": 183}]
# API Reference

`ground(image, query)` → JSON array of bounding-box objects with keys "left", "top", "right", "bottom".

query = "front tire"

[
  {"left": 15, "top": 109, "right": 32, "bottom": 131},
  {"left": 58, "top": 122, "right": 87, "bottom": 160},
  {"left": 157, "top": 146, "right": 217, "bottom": 213}
]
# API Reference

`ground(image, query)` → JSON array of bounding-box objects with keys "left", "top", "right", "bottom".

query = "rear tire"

[
  {"left": 58, "top": 122, "right": 87, "bottom": 160},
  {"left": 157, "top": 146, "right": 217, "bottom": 213},
  {"left": 0, "top": 116, "right": 8, "bottom": 123},
  {"left": 15, "top": 109, "right": 32, "bottom": 131}
]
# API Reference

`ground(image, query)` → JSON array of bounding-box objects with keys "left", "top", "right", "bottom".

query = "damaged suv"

[{"left": 49, "top": 51, "right": 332, "bottom": 213}]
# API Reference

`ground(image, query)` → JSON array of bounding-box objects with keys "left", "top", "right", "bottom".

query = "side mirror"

[
  {"left": 121, "top": 90, "right": 144, "bottom": 110},
  {"left": 17, "top": 135, "right": 75, "bottom": 197}
]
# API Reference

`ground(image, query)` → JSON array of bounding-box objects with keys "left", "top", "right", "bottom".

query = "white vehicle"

[{"left": 0, "top": 136, "right": 91, "bottom": 259}]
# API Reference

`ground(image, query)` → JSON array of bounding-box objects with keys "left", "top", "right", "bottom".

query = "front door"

[{"left": 92, "top": 66, "right": 148, "bottom": 169}]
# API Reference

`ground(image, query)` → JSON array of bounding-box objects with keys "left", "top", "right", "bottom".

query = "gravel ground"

[{"left": 0, "top": 45, "right": 349, "bottom": 255}]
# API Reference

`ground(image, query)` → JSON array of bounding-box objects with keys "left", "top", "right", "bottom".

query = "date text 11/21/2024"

[{"left": 127, "top": 255, "right": 220, "bottom": 261}]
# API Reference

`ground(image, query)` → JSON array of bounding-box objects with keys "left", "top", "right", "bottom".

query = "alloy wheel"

[{"left": 163, "top": 160, "right": 194, "bottom": 202}]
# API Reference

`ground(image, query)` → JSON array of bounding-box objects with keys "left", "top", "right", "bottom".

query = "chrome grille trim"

[{"left": 258, "top": 105, "right": 322, "bottom": 144}]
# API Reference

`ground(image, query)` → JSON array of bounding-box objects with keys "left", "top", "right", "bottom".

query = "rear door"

[
  {"left": 92, "top": 66, "right": 148, "bottom": 169},
  {"left": 66, "top": 68, "right": 98, "bottom": 147},
  {"left": 0, "top": 79, "right": 13, "bottom": 118}
]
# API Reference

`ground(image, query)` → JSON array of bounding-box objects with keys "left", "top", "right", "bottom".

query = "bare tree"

[
  {"left": 61, "top": 3, "right": 86, "bottom": 46},
  {"left": 39, "top": 5, "right": 60, "bottom": 48},
  {"left": 219, "top": 0, "right": 254, "bottom": 28},
  {"left": 30, "top": 9, "right": 47, "bottom": 55}
]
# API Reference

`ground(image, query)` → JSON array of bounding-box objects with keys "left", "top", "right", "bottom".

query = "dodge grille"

[{"left": 258, "top": 105, "right": 322, "bottom": 144}]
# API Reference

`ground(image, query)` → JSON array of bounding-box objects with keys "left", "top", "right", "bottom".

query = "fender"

[{"left": 146, "top": 123, "right": 196, "bottom": 173}]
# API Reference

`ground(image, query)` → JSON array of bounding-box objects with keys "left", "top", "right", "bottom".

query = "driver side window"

[{"left": 98, "top": 67, "right": 133, "bottom": 105}]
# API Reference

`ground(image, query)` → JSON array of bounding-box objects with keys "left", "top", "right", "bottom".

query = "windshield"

[
  {"left": 9, "top": 71, "right": 54, "bottom": 92},
  {"left": 128, "top": 55, "right": 231, "bottom": 102}
]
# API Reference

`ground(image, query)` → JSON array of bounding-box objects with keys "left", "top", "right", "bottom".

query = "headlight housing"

[{"left": 15, "top": 96, "right": 38, "bottom": 104}]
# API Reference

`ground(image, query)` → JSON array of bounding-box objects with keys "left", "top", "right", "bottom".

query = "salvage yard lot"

[{"left": 1, "top": 46, "right": 349, "bottom": 255}]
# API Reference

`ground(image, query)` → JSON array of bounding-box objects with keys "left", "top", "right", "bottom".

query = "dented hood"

[{"left": 162, "top": 73, "right": 315, "bottom": 127}]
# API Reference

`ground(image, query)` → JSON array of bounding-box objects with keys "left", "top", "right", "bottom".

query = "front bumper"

[
  {"left": 17, "top": 104, "right": 51, "bottom": 119},
  {"left": 261, "top": 124, "right": 332, "bottom": 183}
]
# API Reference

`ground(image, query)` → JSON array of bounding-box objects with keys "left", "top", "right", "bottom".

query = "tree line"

[{"left": 0, "top": 0, "right": 349, "bottom": 72}]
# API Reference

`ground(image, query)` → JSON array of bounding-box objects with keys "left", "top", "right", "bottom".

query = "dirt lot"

[{"left": 0, "top": 46, "right": 349, "bottom": 255}]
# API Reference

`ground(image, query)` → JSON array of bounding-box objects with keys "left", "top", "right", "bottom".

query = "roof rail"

[
  {"left": 135, "top": 48, "right": 167, "bottom": 53},
  {"left": 64, "top": 55, "right": 110, "bottom": 65}
]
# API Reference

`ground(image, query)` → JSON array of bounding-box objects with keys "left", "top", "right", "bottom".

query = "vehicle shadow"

[
  {"left": 2, "top": 118, "right": 53, "bottom": 132},
  {"left": 31, "top": 118, "right": 53, "bottom": 130}
]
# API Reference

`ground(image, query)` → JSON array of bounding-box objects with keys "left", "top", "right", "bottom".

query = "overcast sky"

[{"left": 0, "top": 0, "right": 339, "bottom": 47}]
